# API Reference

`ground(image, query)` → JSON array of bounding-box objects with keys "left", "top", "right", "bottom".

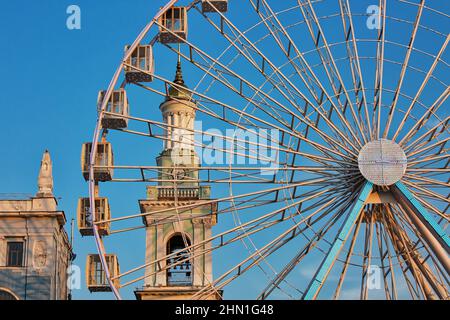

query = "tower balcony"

[{"left": 146, "top": 186, "right": 211, "bottom": 200}]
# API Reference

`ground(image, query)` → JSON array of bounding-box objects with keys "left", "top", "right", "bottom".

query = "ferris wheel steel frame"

[{"left": 87, "top": 0, "right": 450, "bottom": 300}]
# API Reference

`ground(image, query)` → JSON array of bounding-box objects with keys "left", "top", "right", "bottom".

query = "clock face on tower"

[{"left": 170, "top": 167, "right": 188, "bottom": 181}]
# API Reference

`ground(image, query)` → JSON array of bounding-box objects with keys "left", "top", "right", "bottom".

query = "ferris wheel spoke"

[
  {"left": 191, "top": 3, "right": 364, "bottom": 152},
  {"left": 298, "top": 0, "right": 369, "bottom": 145},
  {"left": 380, "top": 215, "right": 418, "bottom": 299},
  {"left": 138, "top": 66, "right": 359, "bottom": 162},
  {"left": 410, "top": 193, "right": 449, "bottom": 222},
  {"left": 399, "top": 181, "right": 450, "bottom": 218},
  {"left": 404, "top": 174, "right": 450, "bottom": 189},
  {"left": 257, "top": 194, "right": 357, "bottom": 300},
  {"left": 399, "top": 87, "right": 449, "bottom": 147},
  {"left": 372, "top": 0, "right": 387, "bottom": 139},
  {"left": 105, "top": 110, "right": 357, "bottom": 169},
  {"left": 102, "top": 176, "right": 347, "bottom": 228},
  {"left": 302, "top": 181, "right": 373, "bottom": 300},
  {"left": 192, "top": 192, "right": 355, "bottom": 300},
  {"left": 383, "top": 0, "right": 425, "bottom": 139},
  {"left": 403, "top": 116, "right": 450, "bottom": 154},
  {"left": 98, "top": 164, "right": 359, "bottom": 184},
  {"left": 408, "top": 153, "right": 450, "bottom": 168},
  {"left": 374, "top": 219, "right": 397, "bottom": 300},
  {"left": 247, "top": 0, "right": 365, "bottom": 149},
  {"left": 247, "top": 1, "right": 324, "bottom": 103},
  {"left": 160, "top": 21, "right": 309, "bottom": 126},
  {"left": 360, "top": 209, "right": 376, "bottom": 300},
  {"left": 118, "top": 190, "right": 345, "bottom": 290},
  {"left": 338, "top": 0, "right": 372, "bottom": 138},
  {"left": 407, "top": 137, "right": 449, "bottom": 159},
  {"left": 391, "top": 34, "right": 450, "bottom": 142}
]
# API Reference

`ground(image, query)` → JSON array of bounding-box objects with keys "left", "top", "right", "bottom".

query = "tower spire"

[
  {"left": 167, "top": 58, "right": 191, "bottom": 100},
  {"left": 174, "top": 59, "right": 185, "bottom": 86}
]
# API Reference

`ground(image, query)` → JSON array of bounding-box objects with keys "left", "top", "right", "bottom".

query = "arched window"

[
  {"left": 0, "top": 289, "right": 19, "bottom": 300},
  {"left": 166, "top": 234, "right": 192, "bottom": 286}
]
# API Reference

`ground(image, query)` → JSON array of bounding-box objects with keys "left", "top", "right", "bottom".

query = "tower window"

[
  {"left": 6, "top": 242, "right": 24, "bottom": 267},
  {"left": 166, "top": 235, "right": 192, "bottom": 286}
]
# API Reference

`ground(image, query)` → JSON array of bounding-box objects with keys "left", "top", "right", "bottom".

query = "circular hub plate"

[{"left": 358, "top": 139, "right": 407, "bottom": 186}]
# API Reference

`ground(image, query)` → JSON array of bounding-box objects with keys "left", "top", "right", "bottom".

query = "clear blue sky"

[
  {"left": 0, "top": 0, "right": 171, "bottom": 300},
  {"left": 0, "top": 1, "right": 448, "bottom": 300}
]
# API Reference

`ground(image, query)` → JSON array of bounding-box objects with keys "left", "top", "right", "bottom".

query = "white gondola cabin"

[
  {"left": 124, "top": 45, "right": 154, "bottom": 83},
  {"left": 159, "top": 7, "right": 188, "bottom": 43},
  {"left": 86, "top": 254, "right": 119, "bottom": 292},
  {"left": 98, "top": 89, "right": 129, "bottom": 129},
  {"left": 202, "top": 0, "right": 228, "bottom": 13},
  {"left": 77, "top": 197, "right": 111, "bottom": 236},
  {"left": 81, "top": 142, "right": 114, "bottom": 182}
]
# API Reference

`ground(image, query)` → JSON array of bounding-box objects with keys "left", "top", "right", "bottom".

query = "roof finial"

[
  {"left": 174, "top": 48, "right": 185, "bottom": 86},
  {"left": 37, "top": 150, "right": 54, "bottom": 197}
]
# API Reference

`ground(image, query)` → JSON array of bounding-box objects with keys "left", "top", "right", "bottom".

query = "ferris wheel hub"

[{"left": 358, "top": 139, "right": 407, "bottom": 187}]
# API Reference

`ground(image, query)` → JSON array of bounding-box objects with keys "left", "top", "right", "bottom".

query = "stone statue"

[{"left": 37, "top": 150, "right": 54, "bottom": 197}]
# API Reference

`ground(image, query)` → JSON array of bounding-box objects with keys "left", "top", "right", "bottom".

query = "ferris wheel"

[{"left": 78, "top": 0, "right": 449, "bottom": 300}]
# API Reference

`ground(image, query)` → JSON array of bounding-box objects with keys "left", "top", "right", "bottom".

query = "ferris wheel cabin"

[
  {"left": 81, "top": 142, "right": 114, "bottom": 181},
  {"left": 98, "top": 89, "right": 129, "bottom": 129},
  {"left": 77, "top": 197, "right": 111, "bottom": 236},
  {"left": 158, "top": 7, "right": 188, "bottom": 43},
  {"left": 124, "top": 45, "right": 154, "bottom": 83},
  {"left": 86, "top": 254, "right": 120, "bottom": 292},
  {"left": 202, "top": 0, "right": 228, "bottom": 13}
]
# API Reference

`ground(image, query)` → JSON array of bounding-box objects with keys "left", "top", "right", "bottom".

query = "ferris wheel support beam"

[
  {"left": 333, "top": 212, "right": 364, "bottom": 299},
  {"left": 383, "top": 207, "right": 435, "bottom": 299},
  {"left": 392, "top": 182, "right": 450, "bottom": 275},
  {"left": 394, "top": 206, "right": 450, "bottom": 299},
  {"left": 302, "top": 181, "right": 373, "bottom": 300}
]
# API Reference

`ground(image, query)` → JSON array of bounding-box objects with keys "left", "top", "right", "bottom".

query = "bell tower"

[{"left": 135, "top": 61, "right": 220, "bottom": 300}]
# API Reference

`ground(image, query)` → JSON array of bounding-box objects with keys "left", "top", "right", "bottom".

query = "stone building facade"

[{"left": 0, "top": 151, "right": 73, "bottom": 300}]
